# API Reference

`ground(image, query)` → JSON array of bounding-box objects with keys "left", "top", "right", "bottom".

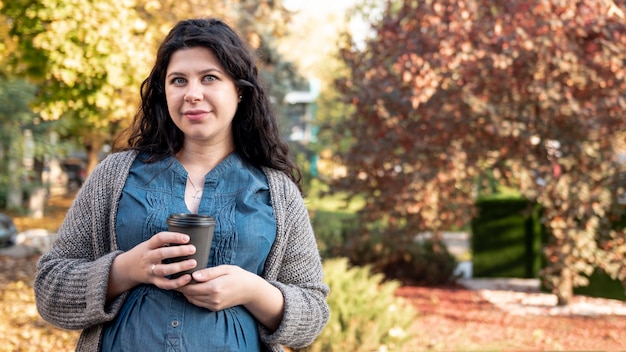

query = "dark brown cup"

[{"left": 166, "top": 213, "right": 216, "bottom": 279}]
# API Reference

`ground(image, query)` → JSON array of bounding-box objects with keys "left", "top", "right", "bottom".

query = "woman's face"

[{"left": 165, "top": 46, "right": 240, "bottom": 148}]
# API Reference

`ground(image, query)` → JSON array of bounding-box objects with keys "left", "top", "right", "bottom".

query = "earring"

[{"left": 238, "top": 95, "right": 242, "bottom": 101}]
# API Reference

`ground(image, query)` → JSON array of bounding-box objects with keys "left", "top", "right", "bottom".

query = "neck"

[{"left": 176, "top": 144, "right": 234, "bottom": 177}]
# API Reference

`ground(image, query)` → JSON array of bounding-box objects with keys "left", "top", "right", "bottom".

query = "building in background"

[{"left": 284, "top": 79, "right": 320, "bottom": 145}]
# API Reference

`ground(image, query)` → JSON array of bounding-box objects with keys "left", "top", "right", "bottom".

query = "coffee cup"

[{"left": 166, "top": 213, "right": 216, "bottom": 279}]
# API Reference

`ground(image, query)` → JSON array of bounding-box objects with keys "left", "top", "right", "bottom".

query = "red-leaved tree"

[{"left": 330, "top": 0, "right": 626, "bottom": 304}]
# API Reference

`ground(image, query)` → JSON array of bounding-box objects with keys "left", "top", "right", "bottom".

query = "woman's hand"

[
  {"left": 177, "top": 265, "right": 285, "bottom": 331},
  {"left": 176, "top": 265, "right": 252, "bottom": 310},
  {"left": 107, "top": 231, "right": 197, "bottom": 300}
]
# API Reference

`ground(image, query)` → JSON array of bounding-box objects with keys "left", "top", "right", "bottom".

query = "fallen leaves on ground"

[
  {"left": 1, "top": 194, "right": 80, "bottom": 352},
  {"left": 2, "top": 194, "right": 625, "bottom": 351},
  {"left": 396, "top": 285, "right": 626, "bottom": 351},
  {"left": 0, "top": 255, "right": 80, "bottom": 352},
  {"left": 3, "top": 254, "right": 625, "bottom": 351}
]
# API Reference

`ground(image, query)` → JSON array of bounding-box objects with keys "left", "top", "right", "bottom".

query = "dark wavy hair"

[{"left": 118, "top": 18, "right": 302, "bottom": 191}]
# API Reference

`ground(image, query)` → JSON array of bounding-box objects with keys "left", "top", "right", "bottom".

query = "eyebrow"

[{"left": 166, "top": 68, "right": 223, "bottom": 78}]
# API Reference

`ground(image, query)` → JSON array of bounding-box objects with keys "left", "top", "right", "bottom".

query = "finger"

[
  {"left": 151, "top": 232, "right": 190, "bottom": 249},
  {"left": 190, "top": 268, "right": 212, "bottom": 283},
  {"left": 160, "top": 243, "right": 196, "bottom": 260},
  {"left": 155, "top": 274, "right": 193, "bottom": 290},
  {"left": 191, "top": 265, "right": 231, "bottom": 282},
  {"left": 164, "top": 259, "right": 198, "bottom": 277}
]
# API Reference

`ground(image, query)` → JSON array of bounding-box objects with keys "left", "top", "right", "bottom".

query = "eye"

[
  {"left": 170, "top": 77, "right": 186, "bottom": 85},
  {"left": 202, "top": 75, "right": 218, "bottom": 82}
]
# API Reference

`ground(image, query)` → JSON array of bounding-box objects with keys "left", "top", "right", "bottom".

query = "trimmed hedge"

[
  {"left": 471, "top": 197, "right": 625, "bottom": 301},
  {"left": 471, "top": 197, "right": 544, "bottom": 278},
  {"left": 573, "top": 268, "right": 626, "bottom": 301}
]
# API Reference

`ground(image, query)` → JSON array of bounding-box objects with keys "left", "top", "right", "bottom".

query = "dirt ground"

[{"left": 1, "top": 253, "right": 625, "bottom": 351}]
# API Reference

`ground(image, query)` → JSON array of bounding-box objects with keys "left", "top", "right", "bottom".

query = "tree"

[
  {"left": 332, "top": 0, "right": 626, "bottom": 305},
  {"left": 2, "top": 0, "right": 154, "bottom": 173},
  {"left": 0, "top": 77, "right": 62, "bottom": 212},
  {"left": 0, "top": 77, "right": 36, "bottom": 209},
  {"left": 1, "top": 0, "right": 300, "bottom": 174}
]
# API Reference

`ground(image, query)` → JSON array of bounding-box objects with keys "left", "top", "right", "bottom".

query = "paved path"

[
  {"left": 459, "top": 277, "right": 626, "bottom": 316},
  {"left": 0, "top": 229, "right": 56, "bottom": 257}
]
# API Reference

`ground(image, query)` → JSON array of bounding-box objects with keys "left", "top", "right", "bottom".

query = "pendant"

[{"left": 192, "top": 190, "right": 202, "bottom": 204}]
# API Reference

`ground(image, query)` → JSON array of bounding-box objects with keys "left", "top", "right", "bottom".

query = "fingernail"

[{"left": 182, "top": 235, "right": 190, "bottom": 242}]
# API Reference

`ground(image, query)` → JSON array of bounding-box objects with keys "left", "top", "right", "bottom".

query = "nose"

[{"left": 184, "top": 82, "right": 202, "bottom": 102}]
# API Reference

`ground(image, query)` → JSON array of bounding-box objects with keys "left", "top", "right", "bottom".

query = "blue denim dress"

[{"left": 102, "top": 152, "right": 276, "bottom": 351}]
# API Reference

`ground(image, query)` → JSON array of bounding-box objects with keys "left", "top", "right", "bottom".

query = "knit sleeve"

[
  {"left": 34, "top": 152, "right": 135, "bottom": 330},
  {"left": 258, "top": 169, "right": 330, "bottom": 349}
]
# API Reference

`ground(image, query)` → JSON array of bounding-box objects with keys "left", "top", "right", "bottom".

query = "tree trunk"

[
  {"left": 28, "top": 187, "right": 47, "bottom": 219},
  {"left": 27, "top": 158, "right": 47, "bottom": 219},
  {"left": 84, "top": 136, "right": 104, "bottom": 177},
  {"left": 556, "top": 267, "right": 573, "bottom": 306},
  {"left": 6, "top": 158, "right": 22, "bottom": 210}
]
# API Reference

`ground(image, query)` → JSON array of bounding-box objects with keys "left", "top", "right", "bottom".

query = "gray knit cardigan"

[{"left": 34, "top": 150, "right": 329, "bottom": 351}]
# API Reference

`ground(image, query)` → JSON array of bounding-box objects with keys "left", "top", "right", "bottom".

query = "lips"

[{"left": 183, "top": 109, "right": 210, "bottom": 121}]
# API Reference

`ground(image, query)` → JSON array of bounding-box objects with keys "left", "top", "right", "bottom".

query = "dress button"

[{"left": 171, "top": 320, "right": 179, "bottom": 327}]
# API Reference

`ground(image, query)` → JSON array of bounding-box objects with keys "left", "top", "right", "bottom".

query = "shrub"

[
  {"left": 311, "top": 209, "right": 358, "bottom": 259},
  {"left": 305, "top": 258, "right": 417, "bottom": 352},
  {"left": 342, "top": 230, "right": 459, "bottom": 286},
  {"left": 380, "top": 238, "right": 459, "bottom": 286}
]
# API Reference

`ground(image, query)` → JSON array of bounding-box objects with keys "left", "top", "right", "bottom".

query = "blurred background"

[{"left": 1, "top": 0, "right": 625, "bottom": 350}]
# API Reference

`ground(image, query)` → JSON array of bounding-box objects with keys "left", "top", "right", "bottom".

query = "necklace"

[{"left": 187, "top": 177, "right": 203, "bottom": 204}]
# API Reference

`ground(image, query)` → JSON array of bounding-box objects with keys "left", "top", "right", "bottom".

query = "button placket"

[{"left": 165, "top": 293, "right": 185, "bottom": 350}]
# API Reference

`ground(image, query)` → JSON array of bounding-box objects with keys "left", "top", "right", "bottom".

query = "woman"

[{"left": 34, "top": 18, "right": 329, "bottom": 351}]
